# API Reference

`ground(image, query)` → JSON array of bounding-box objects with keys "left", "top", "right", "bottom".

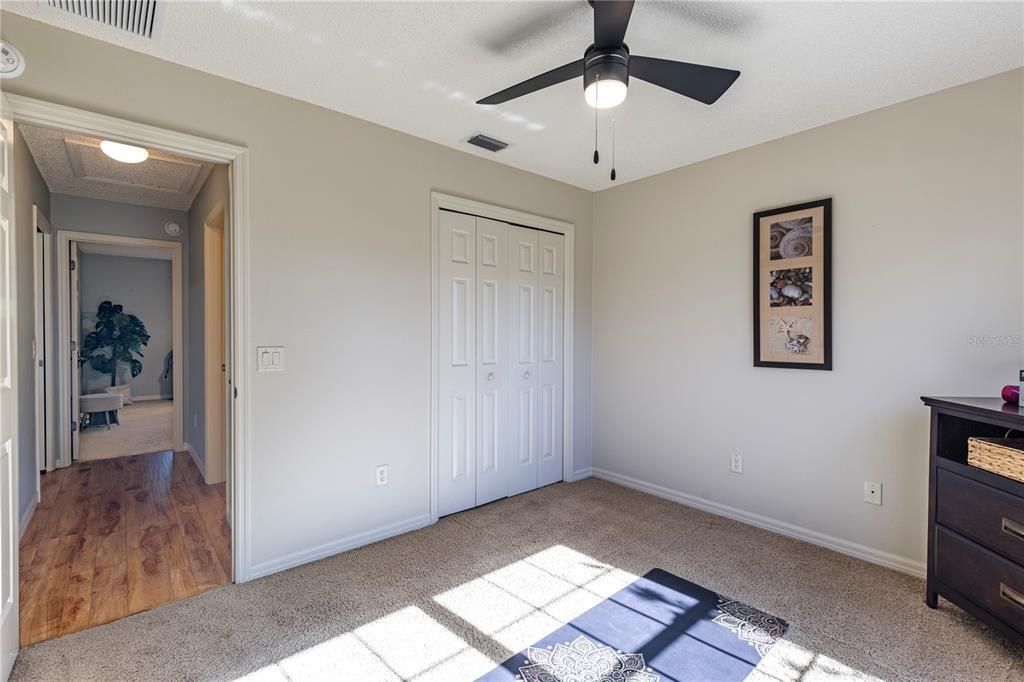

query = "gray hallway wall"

[{"left": 78, "top": 253, "right": 173, "bottom": 399}]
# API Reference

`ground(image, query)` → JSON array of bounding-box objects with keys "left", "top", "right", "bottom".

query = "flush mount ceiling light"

[{"left": 100, "top": 140, "right": 149, "bottom": 164}]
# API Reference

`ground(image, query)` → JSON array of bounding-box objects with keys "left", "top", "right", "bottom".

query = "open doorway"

[
  {"left": 66, "top": 235, "right": 182, "bottom": 464},
  {"left": 13, "top": 119, "right": 233, "bottom": 645}
]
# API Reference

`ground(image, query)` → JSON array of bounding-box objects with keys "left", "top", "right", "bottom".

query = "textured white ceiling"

[
  {"left": 8, "top": 1, "right": 1023, "bottom": 191},
  {"left": 19, "top": 123, "right": 214, "bottom": 210}
]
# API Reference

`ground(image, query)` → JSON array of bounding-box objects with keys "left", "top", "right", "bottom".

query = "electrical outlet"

[
  {"left": 730, "top": 453, "right": 743, "bottom": 474},
  {"left": 863, "top": 480, "right": 882, "bottom": 505},
  {"left": 375, "top": 465, "right": 388, "bottom": 487}
]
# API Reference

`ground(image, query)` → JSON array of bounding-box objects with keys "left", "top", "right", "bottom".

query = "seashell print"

[
  {"left": 768, "top": 317, "right": 814, "bottom": 355},
  {"left": 768, "top": 267, "right": 813, "bottom": 307},
  {"left": 769, "top": 217, "right": 813, "bottom": 261}
]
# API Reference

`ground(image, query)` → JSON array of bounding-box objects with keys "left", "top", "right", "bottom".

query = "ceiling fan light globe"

[{"left": 584, "top": 78, "right": 627, "bottom": 109}]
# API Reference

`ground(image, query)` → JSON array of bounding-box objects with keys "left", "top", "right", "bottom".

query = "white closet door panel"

[
  {"left": 506, "top": 226, "right": 539, "bottom": 497},
  {"left": 437, "top": 211, "right": 477, "bottom": 516},
  {"left": 475, "top": 217, "right": 509, "bottom": 506},
  {"left": 537, "top": 231, "right": 564, "bottom": 487}
]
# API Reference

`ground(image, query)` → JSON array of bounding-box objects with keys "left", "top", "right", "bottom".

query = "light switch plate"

[{"left": 257, "top": 346, "right": 284, "bottom": 372}]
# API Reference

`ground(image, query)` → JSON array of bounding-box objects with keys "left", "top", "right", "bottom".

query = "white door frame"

[
  {"left": 6, "top": 94, "right": 254, "bottom": 583},
  {"left": 56, "top": 231, "right": 184, "bottom": 462},
  {"left": 429, "top": 191, "right": 576, "bottom": 523}
]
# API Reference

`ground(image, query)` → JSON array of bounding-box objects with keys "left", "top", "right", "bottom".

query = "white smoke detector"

[
  {"left": 164, "top": 221, "right": 182, "bottom": 236},
  {"left": 0, "top": 42, "right": 26, "bottom": 79}
]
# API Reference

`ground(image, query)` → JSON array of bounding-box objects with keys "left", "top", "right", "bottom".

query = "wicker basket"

[{"left": 967, "top": 437, "right": 1024, "bottom": 483}]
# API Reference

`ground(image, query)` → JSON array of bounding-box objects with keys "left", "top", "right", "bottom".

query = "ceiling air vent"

[
  {"left": 466, "top": 134, "right": 508, "bottom": 153},
  {"left": 47, "top": 0, "right": 158, "bottom": 39}
]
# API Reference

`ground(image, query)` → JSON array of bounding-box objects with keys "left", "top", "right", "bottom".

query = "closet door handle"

[
  {"left": 523, "top": 371, "right": 531, "bottom": 380},
  {"left": 1002, "top": 517, "right": 1024, "bottom": 541},
  {"left": 1000, "top": 583, "right": 1024, "bottom": 611},
  {"left": 486, "top": 372, "right": 495, "bottom": 382}
]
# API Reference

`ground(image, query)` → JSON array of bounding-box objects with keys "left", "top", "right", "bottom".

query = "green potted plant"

[{"left": 79, "top": 300, "right": 150, "bottom": 388}]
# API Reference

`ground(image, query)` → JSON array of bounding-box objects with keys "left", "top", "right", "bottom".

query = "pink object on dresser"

[{"left": 1003, "top": 384, "right": 1021, "bottom": 404}]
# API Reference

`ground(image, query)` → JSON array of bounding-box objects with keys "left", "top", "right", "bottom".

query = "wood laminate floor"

[{"left": 18, "top": 450, "right": 230, "bottom": 646}]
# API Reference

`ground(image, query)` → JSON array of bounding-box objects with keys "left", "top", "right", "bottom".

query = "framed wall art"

[{"left": 753, "top": 198, "right": 832, "bottom": 370}]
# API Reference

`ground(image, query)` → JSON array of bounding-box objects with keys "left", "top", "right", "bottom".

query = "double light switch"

[{"left": 257, "top": 346, "right": 284, "bottom": 372}]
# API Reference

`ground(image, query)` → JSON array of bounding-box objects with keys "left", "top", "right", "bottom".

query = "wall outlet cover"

[
  {"left": 730, "top": 453, "right": 743, "bottom": 474},
  {"left": 375, "top": 464, "right": 388, "bottom": 487},
  {"left": 863, "top": 480, "right": 882, "bottom": 505}
]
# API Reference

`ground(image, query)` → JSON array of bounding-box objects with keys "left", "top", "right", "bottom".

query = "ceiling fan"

[{"left": 476, "top": 0, "right": 740, "bottom": 110}]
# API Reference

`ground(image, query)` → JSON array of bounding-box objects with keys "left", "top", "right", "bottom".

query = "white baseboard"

[
  {"left": 133, "top": 394, "right": 172, "bottom": 402},
  {"left": 184, "top": 442, "right": 205, "bottom": 478},
  {"left": 591, "top": 467, "right": 926, "bottom": 578},
  {"left": 19, "top": 497, "right": 38, "bottom": 540},
  {"left": 571, "top": 467, "right": 593, "bottom": 481},
  {"left": 247, "top": 514, "right": 433, "bottom": 580}
]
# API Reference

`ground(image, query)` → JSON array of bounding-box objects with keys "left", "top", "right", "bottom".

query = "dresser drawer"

[
  {"left": 935, "top": 526, "right": 1024, "bottom": 633},
  {"left": 936, "top": 468, "right": 1024, "bottom": 565}
]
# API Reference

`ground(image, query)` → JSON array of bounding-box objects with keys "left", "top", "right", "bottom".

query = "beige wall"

[
  {"left": 0, "top": 12, "right": 594, "bottom": 575},
  {"left": 12, "top": 125, "right": 49, "bottom": 526},
  {"left": 591, "top": 69, "right": 1023, "bottom": 571}
]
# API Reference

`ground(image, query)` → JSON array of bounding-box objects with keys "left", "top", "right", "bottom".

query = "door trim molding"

[
  {"left": 429, "top": 191, "right": 575, "bottom": 523},
  {"left": 6, "top": 94, "right": 255, "bottom": 583},
  {"left": 56, "top": 230, "right": 184, "bottom": 461}
]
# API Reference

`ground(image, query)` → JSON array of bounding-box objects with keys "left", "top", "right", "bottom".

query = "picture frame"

[{"left": 753, "top": 198, "right": 832, "bottom": 370}]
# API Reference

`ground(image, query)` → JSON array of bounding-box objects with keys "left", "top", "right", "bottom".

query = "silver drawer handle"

[
  {"left": 523, "top": 371, "right": 531, "bottom": 380},
  {"left": 487, "top": 372, "right": 495, "bottom": 382},
  {"left": 1000, "top": 583, "right": 1024, "bottom": 610},
  {"left": 1002, "top": 517, "right": 1024, "bottom": 541}
]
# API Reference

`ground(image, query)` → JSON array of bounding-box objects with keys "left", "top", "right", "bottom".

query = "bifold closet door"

[
  {"left": 475, "top": 218, "right": 510, "bottom": 506},
  {"left": 437, "top": 212, "right": 565, "bottom": 517},
  {"left": 506, "top": 226, "right": 540, "bottom": 497},
  {"left": 437, "top": 211, "right": 477, "bottom": 517},
  {"left": 537, "top": 231, "right": 564, "bottom": 487}
]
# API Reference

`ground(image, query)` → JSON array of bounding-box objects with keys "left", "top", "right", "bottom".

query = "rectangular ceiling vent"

[
  {"left": 466, "top": 134, "right": 509, "bottom": 153},
  {"left": 47, "top": 0, "right": 158, "bottom": 39}
]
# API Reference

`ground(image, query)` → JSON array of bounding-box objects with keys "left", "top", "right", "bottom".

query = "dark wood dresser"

[{"left": 922, "top": 396, "right": 1024, "bottom": 645}]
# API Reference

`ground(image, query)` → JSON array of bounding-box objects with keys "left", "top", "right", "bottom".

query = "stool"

[{"left": 80, "top": 392, "right": 124, "bottom": 430}]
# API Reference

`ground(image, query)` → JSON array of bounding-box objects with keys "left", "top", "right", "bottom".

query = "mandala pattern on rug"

[
  {"left": 516, "top": 635, "right": 660, "bottom": 682},
  {"left": 712, "top": 599, "right": 789, "bottom": 657}
]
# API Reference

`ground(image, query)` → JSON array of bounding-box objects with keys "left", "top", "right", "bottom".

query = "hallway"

[{"left": 19, "top": 451, "right": 230, "bottom": 645}]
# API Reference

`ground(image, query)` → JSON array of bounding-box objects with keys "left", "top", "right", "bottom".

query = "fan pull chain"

[
  {"left": 610, "top": 118, "right": 617, "bottom": 181},
  {"left": 593, "top": 77, "right": 600, "bottom": 164}
]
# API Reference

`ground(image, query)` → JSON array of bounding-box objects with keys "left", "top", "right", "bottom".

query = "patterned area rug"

[{"left": 477, "top": 568, "right": 788, "bottom": 682}]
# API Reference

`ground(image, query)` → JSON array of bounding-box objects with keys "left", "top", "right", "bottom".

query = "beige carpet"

[
  {"left": 11, "top": 478, "right": 1024, "bottom": 681},
  {"left": 78, "top": 400, "right": 174, "bottom": 461}
]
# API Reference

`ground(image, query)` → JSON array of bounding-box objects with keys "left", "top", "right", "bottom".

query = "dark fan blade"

[
  {"left": 629, "top": 56, "right": 740, "bottom": 105},
  {"left": 593, "top": 0, "right": 634, "bottom": 48},
  {"left": 476, "top": 60, "right": 584, "bottom": 105}
]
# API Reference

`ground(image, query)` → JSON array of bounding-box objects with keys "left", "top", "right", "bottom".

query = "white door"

[
  {"left": 506, "top": 226, "right": 539, "bottom": 497},
  {"left": 32, "top": 231, "right": 44, "bottom": 481},
  {"left": 437, "top": 211, "right": 476, "bottom": 516},
  {"left": 474, "top": 217, "right": 509, "bottom": 506},
  {"left": 0, "top": 92, "right": 21, "bottom": 681},
  {"left": 222, "top": 209, "right": 234, "bottom": 525},
  {"left": 69, "top": 241, "right": 80, "bottom": 462},
  {"left": 537, "top": 231, "right": 564, "bottom": 487}
]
